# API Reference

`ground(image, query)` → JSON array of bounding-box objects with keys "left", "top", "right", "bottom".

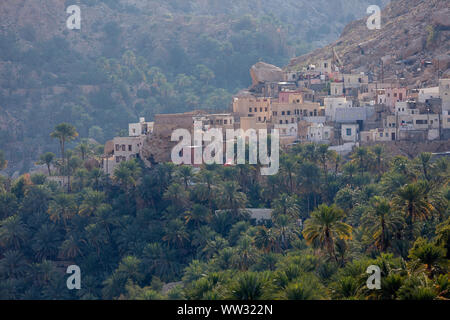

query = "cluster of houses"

[{"left": 101, "top": 59, "right": 450, "bottom": 175}]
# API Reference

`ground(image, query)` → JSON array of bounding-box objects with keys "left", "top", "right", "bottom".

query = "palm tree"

[
  {"left": 59, "top": 234, "right": 85, "bottom": 260},
  {"left": 280, "top": 155, "right": 296, "bottom": 193},
  {"left": 394, "top": 183, "right": 434, "bottom": 223},
  {"left": 202, "top": 236, "right": 229, "bottom": 259},
  {"left": 273, "top": 214, "right": 298, "bottom": 251},
  {"left": 273, "top": 194, "right": 300, "bottom": 220},
  {"left": 50, "top": 123, "right": 78, "bottom": 168},
  {"left": 38, "top": 152, "right": 55, "bottom": 176},
  {"left": 163, "top": 183, "right": 190, "bottom": 209},
  {"left": 184, "top": 204, "right": 210, "bottom": 228},
  {"left": 297, "top": 162, "right": 321, "bottom": 212},
  {"left": 343, "top": 162, "right": 357, "bottom": 184},
  {"left": 229, "top": 272, "right": 268, "bottom": 300},
  {"left": 75, "top": 139, "right": 94, "bottom": 161},
  {"left": 352, "top": 147, "right": 370, "bottom": 174},
  {"left": 303, "top": 204, "right": 352, "bottom": 261},
  {"left": 363, "top": 196, "right": 404, "bottom": 252},
  {"left": 231, "top": 235, "right": 259, "bottom": 271},
  {"left": 162, "top": 219, "right": 190, "bottom": 249},
  {"left": 317, "top": 144, "right": 334, "bottom": 179},
  {"left": 218, "top": 181, "right": 247, "bottom": 218},
  {"left": 79, "top": 190, "right": 106, "bottom": 217},
  {"left": 31, "top": 224, "right": 61, "bottom": 261},
  {"left": 0, "top": 215, "right": 28, "bottom": 250},
  {"left": 47, "top": 194, "right": 77, "bottom": 228},
  {"left": 417, "top": 152, "right": 433, "bottom": 181},
  {"left": 177, "top": 165, "right": 194, "bottom": 190},
  {"left": 89, "top": 168, "right": 105, "bottom": 191},
  {"left": 254, "top": 226, "right": 279, "bottom": 253},
  {"left": 372, "top": 145, "right": 385, "bottom": 176},
  {"left": 113, "top": 160, "right": 142, "bottom": 192},
  {"left": 409, "top": 238, "right": 446, "bottom": 275},
  {"left": 0, "top": 250, "right": 28, "bottom": 278}
]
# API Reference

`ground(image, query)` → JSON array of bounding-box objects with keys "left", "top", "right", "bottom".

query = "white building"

[
  {"left": 129, "top": 117, "right": 154, "bottom": 137},
  {"left": 341, "top": 123, "right": 359, "bottom": 142},
  {"left": 308, "top": 123, "right": 333, "bottom": 143},
  {"left": 418, "top": 87, "right": 439, "bottom": 103},
  {"left": 324, "top": 97, "right": 352, "bottom": 121}
]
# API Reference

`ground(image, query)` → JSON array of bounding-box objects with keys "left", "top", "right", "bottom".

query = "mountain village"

[{"left": 100, "top": 58, "right": 450, "bottom": 175}]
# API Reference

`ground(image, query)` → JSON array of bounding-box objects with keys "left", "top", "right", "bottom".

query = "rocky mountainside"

[{"left": 288, "top": 0, "right": 450, "bottom": 87}]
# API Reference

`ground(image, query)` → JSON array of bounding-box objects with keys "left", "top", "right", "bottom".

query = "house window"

[
  {"left": 128, "top": 145, "right": 132, "bottom": 151},
  {"left": 115, "top": 144, "right": 120, "bottom": 151},
  {"left": 346, "top": 128, "right": 352, "bottom": 136},
  {"left": 249, "top": 108, "right": 252, "bottom": 112},
  {"left": 122, "top": 145, "right": 126, "bottom": 151},
  {"left": 224, "top": 120, "right": 228, "bottom": 124}
]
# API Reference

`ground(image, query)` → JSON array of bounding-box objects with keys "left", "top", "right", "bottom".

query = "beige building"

[
  {"left": 316, "top": 59, "right": 332, "bottom": 74},
  {"left": 232, "top": 96, "right": 271, "bottom": 122},
  {"left": 361, "top": 128, "right": 396, "bottom": 142},
  {"left": 206, "top": 113, "right": 235, "bottom": 130},
  {"left": 103, "top": 136, "right": 146, "bottom": 175},
  {"left": 153, "top": 111, "right": 206, "bottom": 138},
  {"left": 343, "top": 74, "right": 369, "bottom": 89},
  {"left": 330, "top": 82, "right": 344, "bottom": 96}
]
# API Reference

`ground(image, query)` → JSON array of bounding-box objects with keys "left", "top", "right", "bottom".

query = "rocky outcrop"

[
  {"left": 288, "top": 0, "right": 450, "bottom": 87},
  {"left": 140, "top": 135, "right": 176, "bottom": 166},
  {"left": 432, "top": 9, "right": 450, "bottom": 28},
  {"left": 250, "top": 62, "right": 284, "bottom": 87}
]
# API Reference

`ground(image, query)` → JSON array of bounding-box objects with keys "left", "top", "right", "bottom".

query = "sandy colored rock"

[{"left": 250, "top": 62, "right": 284, "bottom": 87}]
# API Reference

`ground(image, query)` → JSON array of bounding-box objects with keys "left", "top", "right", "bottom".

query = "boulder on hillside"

[
  {"left": 250, "top": 62, "right": 284, "bottom": 87},
  {"left": 433, "top": 54, "right": 450, "bottom": 71},
  {"left": 401, "top": 37, "right": 425, "bottom": 59},
  {"left": 432, "top": 9, "right": 450, "bottom": 28}
]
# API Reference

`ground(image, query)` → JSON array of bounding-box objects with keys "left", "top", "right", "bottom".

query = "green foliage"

[{"left": 0, "top": 139, "right": 448, "bottom": 300}]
